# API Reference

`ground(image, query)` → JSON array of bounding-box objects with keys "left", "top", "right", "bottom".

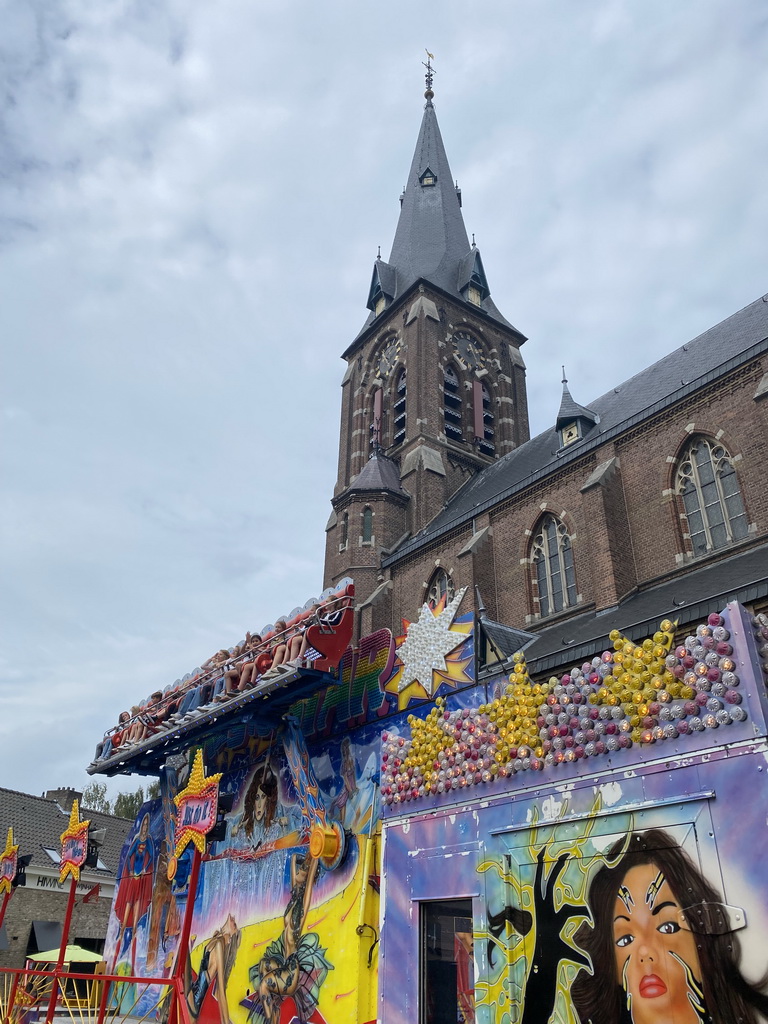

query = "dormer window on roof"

[{"left": 419, "top": 167, "right": 436, "bottom": 187}]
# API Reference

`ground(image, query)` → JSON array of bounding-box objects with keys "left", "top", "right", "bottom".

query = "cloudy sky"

[{"left": 2, "top": 0, "right": 768, "bottom": 801}]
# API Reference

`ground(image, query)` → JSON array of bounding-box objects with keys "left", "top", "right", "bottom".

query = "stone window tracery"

[
  {"left": 426, "top": 567, "right": 455, "bottom": 610},
  {"left": 676, "top": 437, "right": 748, "bottom": 556},
  {"left": 531, "top": 515, "right": 577, "bottom": 618}
]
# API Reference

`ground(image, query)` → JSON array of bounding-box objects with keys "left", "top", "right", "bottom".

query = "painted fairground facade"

[
  {"left": 378, "top": 600, "right": 768, "bottom": 1024},
  {"left": 90, "top": 580, "right": 477, "bottom": 1024},
  {"left": 89, "top": 582, "right": 768, "bottom": 1024}
]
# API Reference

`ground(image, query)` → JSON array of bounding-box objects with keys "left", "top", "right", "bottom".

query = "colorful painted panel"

[
  {"left": 380, "top": 750, "right": 768, "bottom": 1024},
  {"left": 105, "top": 723, "right": 382, "bottom": 1024}
]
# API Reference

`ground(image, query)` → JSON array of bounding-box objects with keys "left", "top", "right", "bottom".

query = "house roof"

[
  {"left": 0, "top": 788, "right": 133, "bottom": 877},
  {"left": 384, "top": 292, "right": 768, "bottom": 566}
]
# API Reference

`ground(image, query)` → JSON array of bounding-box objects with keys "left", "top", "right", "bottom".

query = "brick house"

[
  {"left": 323, "top": 82, "right": 768, "bottom": 674},
  {"left": 0, "top": 787, "right": 132, "bottom": 969}
]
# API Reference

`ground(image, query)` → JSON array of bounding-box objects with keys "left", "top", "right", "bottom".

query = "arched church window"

[
  {"left": 339, "top": 512, "right": 349, "bottom": 550},
  {"left": 362, "top": 507, "right": 373, "bottom": 544},
  {"left": 426, "top": 568, "right": 455, "bottom": 610},
  {"left": 369, "top": 388, "right": 385, "bottom": 452},
  {"left": 675, "top": 437, "right": 748, "bottom": 556},
  {"left": 443, "top": 364, "right": 463, "bottom": 441},
  {"left": 393, "top": 369, "right": 407, "bottom": 445},
  {"left": 531, "top": 516, "right": 577, "bottom": 618},
  {"left": 473, "top": 381, "right": 494, "bottom": 456}
]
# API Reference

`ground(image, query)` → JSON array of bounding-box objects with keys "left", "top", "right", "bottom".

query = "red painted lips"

[{"left": 639, "top": 974, "right": 668, "bottom": 999}]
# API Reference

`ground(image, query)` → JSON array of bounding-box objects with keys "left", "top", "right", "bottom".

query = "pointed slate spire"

[
  {"left": 556, "top": 369, "right": 599, "bottom": 444},
  {"left": 350, "top": 78, "right": 521, "bottom": 344},
  {"left": 386, "top": 95, "right": 471, "bottom": 299}
]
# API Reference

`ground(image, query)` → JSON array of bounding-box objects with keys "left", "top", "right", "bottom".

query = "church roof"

[
  {"left": 384, "top": 292, "right": 768, "bottom": 566},
  {"left": 350, "top": 97, "right": 522, "bottom": 347},
  {"left": 347, "top": 449, "right": 409, "bottom": 496}
]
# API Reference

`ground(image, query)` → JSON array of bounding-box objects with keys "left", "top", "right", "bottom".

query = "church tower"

[{"left": 324, "top": 66, "right": 529, "bottom": 616}]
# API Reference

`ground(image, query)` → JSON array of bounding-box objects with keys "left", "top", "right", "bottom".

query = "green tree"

[
  {"left": 82, "top": 781, "right": 113, "bottom": 814},
  {"left": 114, "top": 787, "right": 145, "bottom": 819}
]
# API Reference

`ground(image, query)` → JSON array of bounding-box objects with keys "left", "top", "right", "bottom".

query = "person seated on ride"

[
  {"left": 235, "top": 632, "right": 264, "bottom": 691},
  {"left": 93, "top": 711, "right": 131, "bottom": 761},
  {"left": 120, "top": 706, "right": 150, "bottom": 747},
  {"left": 283, "top": 607, "right": 319, "bottom": 668},
  {"left": 261, "top": 620, "right": 292, "bottom": 677},
  {"left": 147, "top": 689, "right": 172, "bottom": 729}
]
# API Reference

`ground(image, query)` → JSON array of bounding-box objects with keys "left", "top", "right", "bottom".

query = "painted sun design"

[{"left": 391, "top": 587, "right": 470, "bottom": 695}]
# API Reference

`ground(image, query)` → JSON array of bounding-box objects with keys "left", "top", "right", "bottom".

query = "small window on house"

[
  {"left": 374, "top": 295, "right": 386, "bottom": 316},
  {"left": 419, "top": 167, "right": 437, "bottom": 187},
  {"left": 420, "top": 899, "right": 474, "bottom": 1024},
  {"left": 362, "top": 507, "right": 373, "bottom": 544},
  {"left": 426, "top": 568, "right": 455, "bottom": 610},
  {"left": 676, "top": 437, "right": 748, "bottom": 556},
  {"left": 531, "top": 515, "right": 577, "bottom": 618},
  {"left": 443, "top": 364, "right": 463, "bottom": 441},
  {"left": 467, "top": 285, "right": 482, "bottom": 306},
  {"left": 340, "top": 512, "right": 349, "bottom": 550}
]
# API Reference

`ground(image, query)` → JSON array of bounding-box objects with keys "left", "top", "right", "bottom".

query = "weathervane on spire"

[{"left": 423, "top": 49, "right": 435, "bottom": 100}]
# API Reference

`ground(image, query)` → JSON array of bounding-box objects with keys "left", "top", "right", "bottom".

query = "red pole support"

[
  {"left": 172, "top": 847, "right": 201, "bottom": 987},
  {"left": 3, "top": 968, "right": 22, "bottom": 1024},
  {"left": 44, "top": 874, "right": 78, "bottom": 1023}
]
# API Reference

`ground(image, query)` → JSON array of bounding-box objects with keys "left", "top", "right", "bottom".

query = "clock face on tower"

[
  {"left": 376, "top": 338, "right": 402, "bottom": 379},
  {"left": 452, "top": 331, "right": 487, "bottom": 371}
]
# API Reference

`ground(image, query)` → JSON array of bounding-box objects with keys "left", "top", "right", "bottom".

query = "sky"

[{"left": 2, "top": 0, "right": 768, "bottom": 802}]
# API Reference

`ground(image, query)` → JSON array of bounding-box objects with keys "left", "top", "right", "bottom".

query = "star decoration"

[
  {"left": 0, "top": 827, "right": 19, "bottom": 895},
  {"left": 173, "top": 749, "right": 222, "bottom": 858},
  {"left": 396, "top": 587, "right": 468, "bottom": 694},
  {"left": 59, "top": 800, "right": 90, "bottom": 884}
]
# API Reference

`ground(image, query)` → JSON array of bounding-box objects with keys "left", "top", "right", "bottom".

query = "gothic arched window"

[
  {"left": 369, "top": 388, "right": 385, "bottom": 452},
  {"left": 339, "top": 512, "right": 349, "bottom": 550},
  {"left": 531, "top": 515, "right": 577, "bottom": 618},
  {"left": 426, "top": 568, "right": 455, "bottom": 610},
  {"left": 362, "top": 506, "right": 373, "bottom": 544},
  {"left": 675, "top": 437, "right": 748, "bottom": 556},
  {"left": 443, "top": 363, "right": 463, "bottom": 441},
  {"left": 393, "top": 369, "right": 407, "bottom": 445},
  {"left": 475, "top": 381, "right": 494, "bottom": 456}
]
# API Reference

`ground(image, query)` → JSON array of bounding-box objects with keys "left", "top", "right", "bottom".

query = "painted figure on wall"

[
  {"left": 185, "top": 913, "right": 241, "bottom": 1024},
  {"left": 247, "top": 850, "right": 333, "bottom": 1024},
  {"left": 112, "top": 812, "right": 156, "bottom": 970},
  {"left": 329, "top": 738, "right": 357, "bottom": 826},
  {"left": 573, "top": 829, "right": 768, "bottom": 1024}
]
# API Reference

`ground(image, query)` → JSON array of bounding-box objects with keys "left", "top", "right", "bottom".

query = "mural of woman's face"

[
  {"left": 254, "top": 787, "right": 268, "bottom": 822},
  {"left": 612, "top": 863, "right": 703, "bottom": 1024},
  {"left": 139, "top": 815, "right": 150, "bottom": 840}
]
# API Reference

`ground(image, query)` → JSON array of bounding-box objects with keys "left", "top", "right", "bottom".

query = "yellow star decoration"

[
  {"left": 400, "top": 615, "right": 682, "bottom": 781},
  {"left": 59, "top": 800, "right": 90, "bottom": 884},
  {"left": 0, "top": 827, "right": 19, "bottom": 895},
  {"left": 172, "top": 749, "right": 222, "bottom": 859}
]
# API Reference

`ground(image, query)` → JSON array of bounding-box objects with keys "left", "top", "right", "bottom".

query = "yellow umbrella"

[{"left": 28, "top": 945, "right": 103, "bottom": 964}]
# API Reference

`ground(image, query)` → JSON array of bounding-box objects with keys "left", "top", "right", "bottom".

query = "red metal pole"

[
  {"left": 44, "top": 874, "right": 78, "bottom": 1023},
  {"left": 172, "top": 847, "right": 201, "bottom": 987},
  {"left": 0, "top": 890, "right": 11, "bottom": 932}
]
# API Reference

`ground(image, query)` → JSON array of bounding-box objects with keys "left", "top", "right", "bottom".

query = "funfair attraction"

[{"left": 3, "top": 582, "right": 768, "bottom": 1024}]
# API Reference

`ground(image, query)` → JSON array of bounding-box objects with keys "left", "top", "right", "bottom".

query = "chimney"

[{"left": 45, "top": 787, "right": 83, "bottom": 813}]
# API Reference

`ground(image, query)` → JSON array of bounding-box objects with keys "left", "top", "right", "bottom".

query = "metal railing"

[{"left": 0, "top": 966, "right": 190, "bottom": 1024}]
